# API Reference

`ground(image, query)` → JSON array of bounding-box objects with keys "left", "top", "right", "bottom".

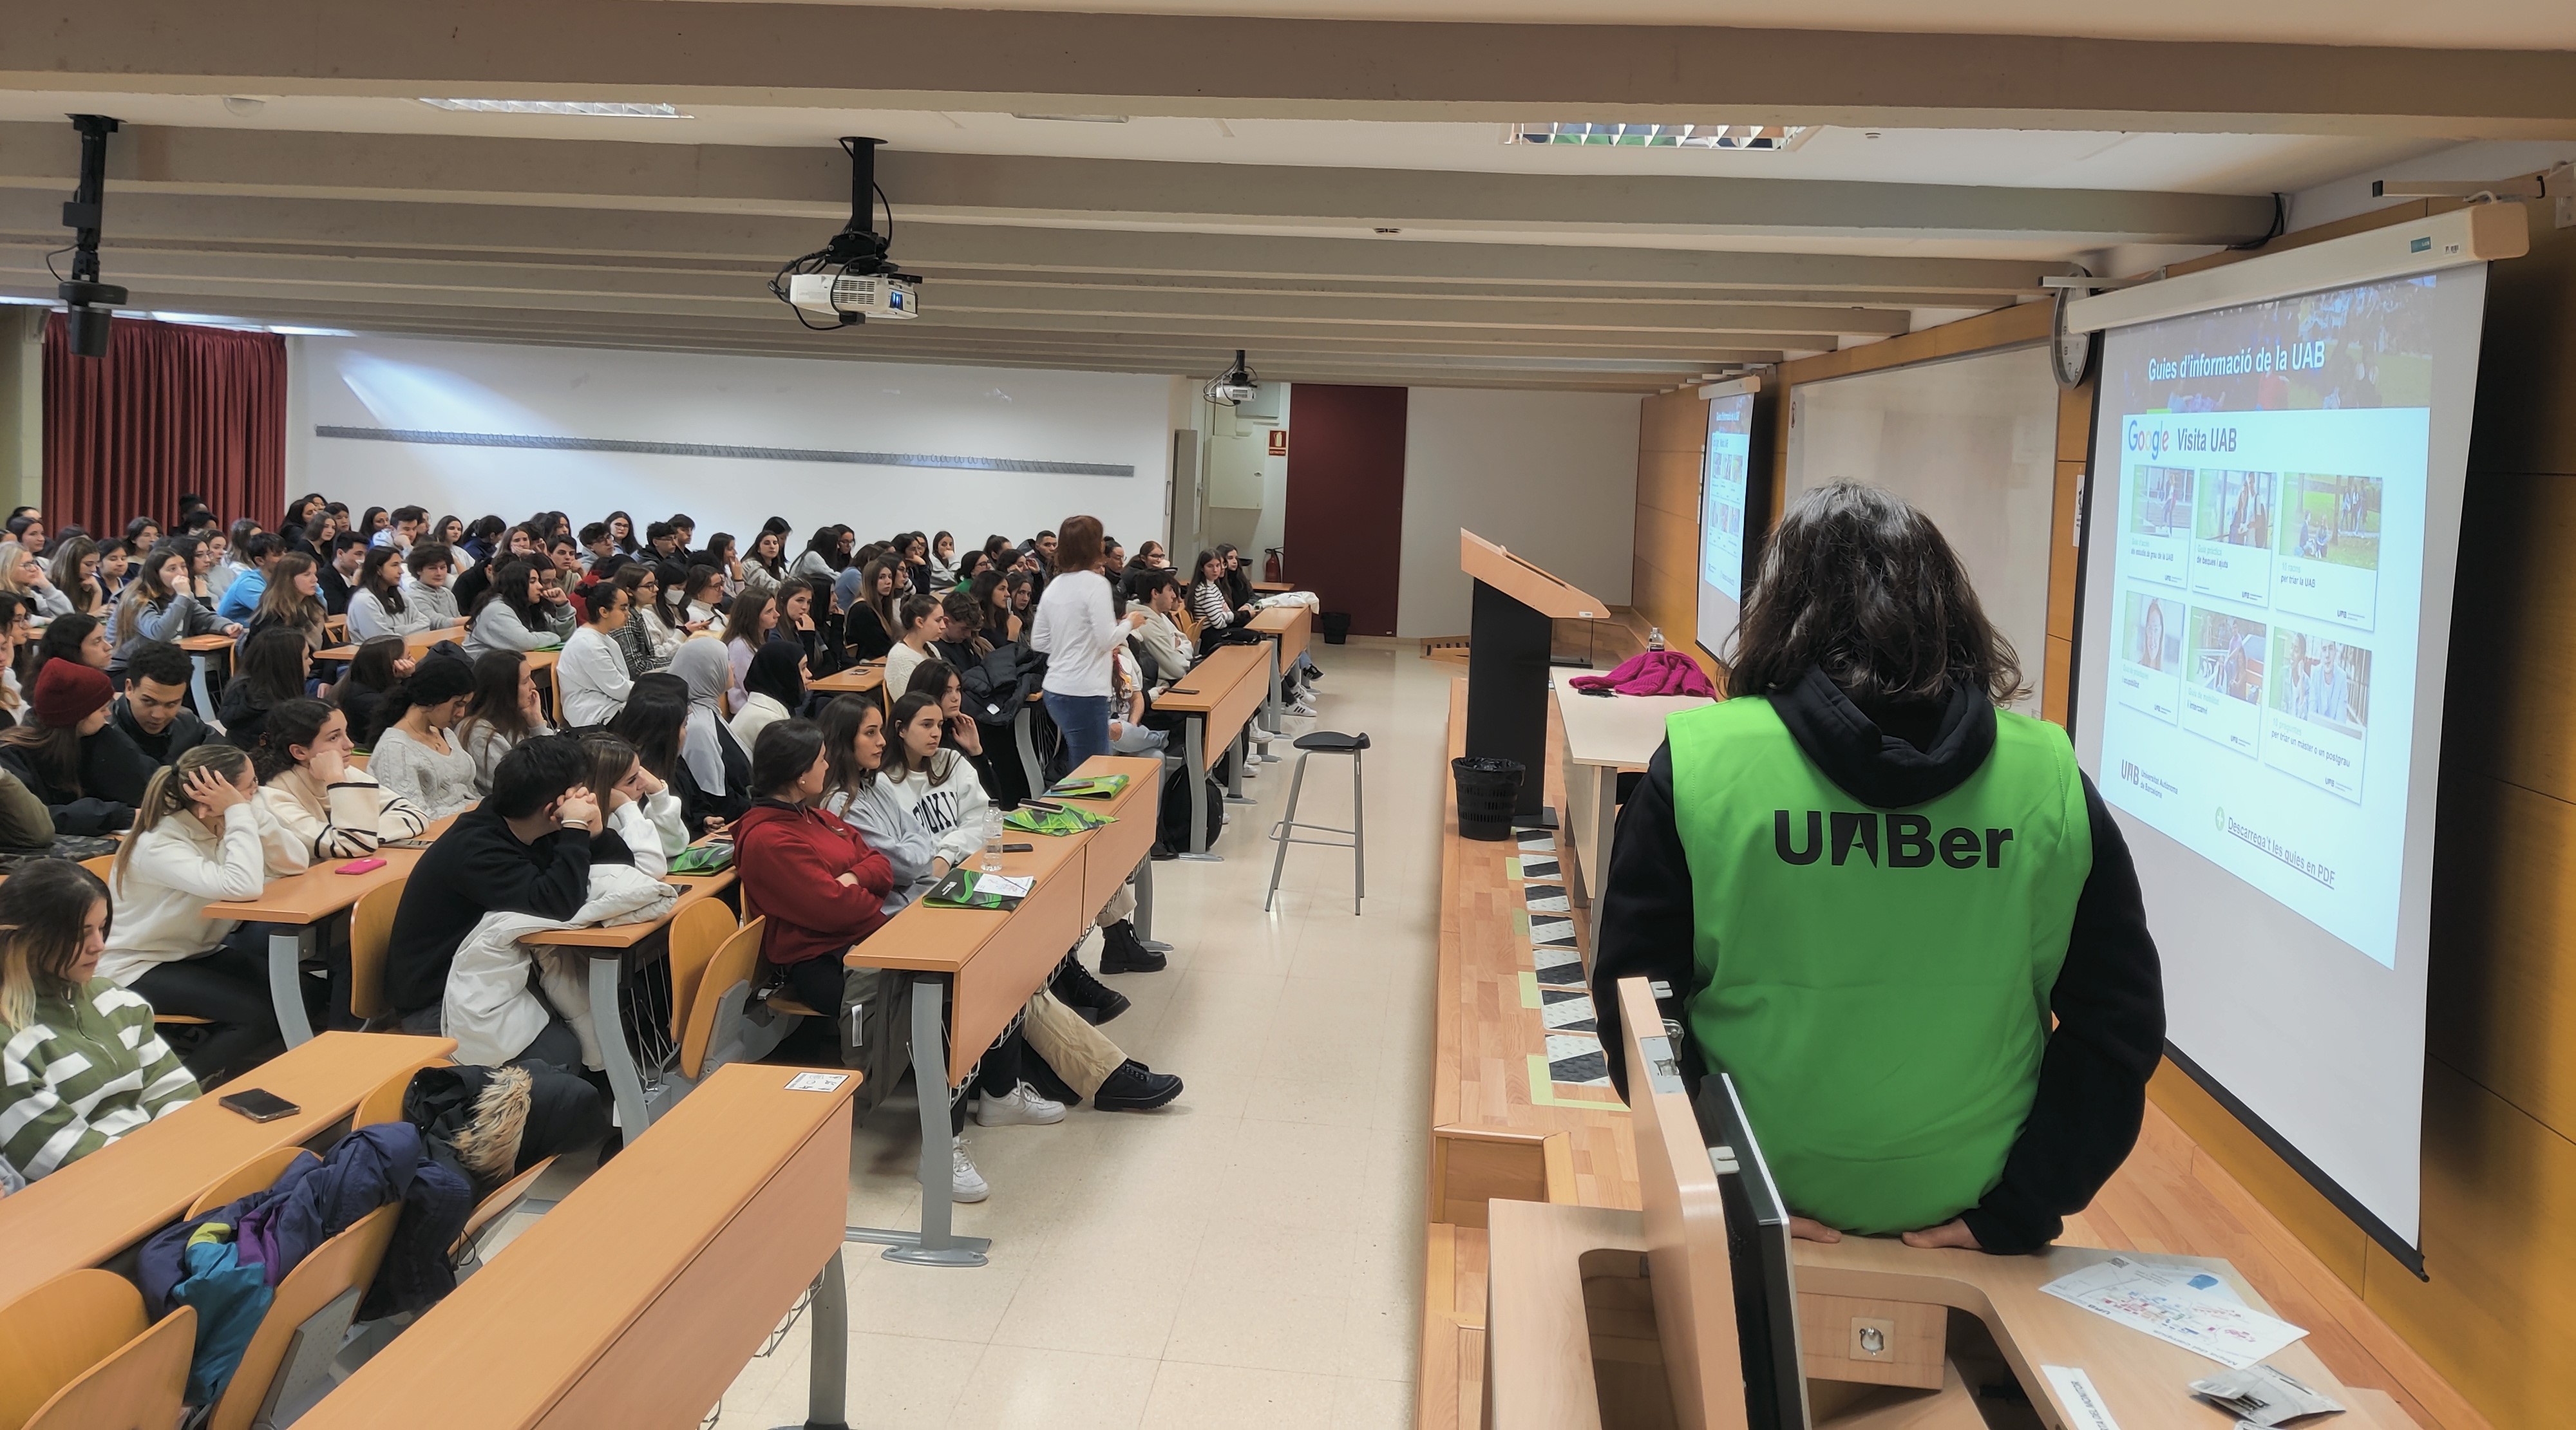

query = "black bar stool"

[{"left": 1264, "top": 730, "right": 1368, "bottom": 915}]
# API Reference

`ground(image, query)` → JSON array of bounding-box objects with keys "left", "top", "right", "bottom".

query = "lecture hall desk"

[
  {"left": 1244, "top": 602, "right": 1312, "bottom": 730},
  {"left": 520, "top": 867, "right": 741, "bottom": 1140},
  {"left": 1150, "top": 641, "right": 1270, "bottom": 858},
  {"left": 203, "top": 814, "right": 462, "bottom": 1049},
  {"left": 0, "top": 1031, "right": 455, "bottom": 1309},
  {"left": 840, "top": 753, "right": 1161, "bottom": 1267},
  {"left": 296, "top": 1061, "right": 860, "bottom": 1430}
]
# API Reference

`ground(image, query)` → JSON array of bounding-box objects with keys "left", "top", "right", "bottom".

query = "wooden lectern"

[
  {"left": 1481, "top": 978, "right": 2420, "bottom": 1430},
  {"left": 1461, "top": 530, "right": 1608, "bottom": 820}
]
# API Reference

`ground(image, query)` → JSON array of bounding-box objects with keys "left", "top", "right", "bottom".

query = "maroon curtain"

[{"left": 43, "top": 313, "right": 287, "bottom": 538}]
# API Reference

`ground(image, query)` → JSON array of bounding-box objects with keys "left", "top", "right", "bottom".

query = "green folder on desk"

[
  {"left": 1007, "top": 804, "right": 1113, "bottom": 837},
  {"left": 1046, "top": 773, "right": 1130, "bottom": 800},
  {"left": 923, "top": 869, "right": 1034, "bottom": 910}
]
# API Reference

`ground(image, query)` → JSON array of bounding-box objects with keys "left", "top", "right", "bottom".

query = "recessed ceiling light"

[
  {"left": 1010, "top": 113, "right": 1130, "bottom": 124},
  {"left": 1506, "top": 122, "right": 1812, "bottom": 152},
  {"left": 419, "top": 99, "right": 690, "bottom": 118}
]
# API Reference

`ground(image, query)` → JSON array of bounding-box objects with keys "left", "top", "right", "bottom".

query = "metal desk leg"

[
  {"left": 790, "top": 1248, "right": 850, "bottom": 1430},
  {"left": 189, "top": 652, "right": 217, "bottom": 721},
  {"left": 1262, "top": 636, "right": 1285, "bottom": 736},
  {"left": 1179, "top": 716, "right": 1219, "bottom": 860},
  {"left": 1224, "top": 725, "right": 1255, "bottom": 805},
  {"left": 846, "top": 977, "right": 990, "bottom": 1266},
  {"left": 1012, "top": 704, "right": 1044, "bottom": 796},
  {"left": 267, "top": 928, "right": 316, "bottom": 1048},
  {"left": 1132, "top": 855, "right": 1170, "bottom": 952},
  {"left": 589, "top": 957, "right": 654, "bottom": 1140}
]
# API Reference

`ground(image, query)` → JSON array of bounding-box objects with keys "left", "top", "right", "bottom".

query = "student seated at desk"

[
  {"left": 0, "top": 861, "right": 198, "bottom": 1186},
  {"left": 25, "top": 610, "right": 113, "bottom": 695},
  {"left": 734, "top": 719, "right": 893, "bottom": 1028},
  {"left": 781, "top": 575, "right": 845, "bottom": 679},
  {"left": 1590, "top": 484, "right": 2164, "bottom": 1256},
  {"left": 0, "top": 663, "right": 151, "bottom": 835},
  {"left": 345, "top": 545, "right": 413, "bottom": 642},
  {"left": 457, "top": 650, "right": 558, "bottom": 798},
  {"left": 213, "top": 531, "right": 279, "bottom": 623},
  {"left": 216, "top": 626, "right": 310, "bottom": 755},
  {"left": 556, "top": 578, "right": 634, "bottom": 728},
  {"left": 328, "top": 637, "right": 410, "bottom": 751},
  {"left": 817, "top": 697, "right": 1180, "bottom": 1125},
  {"left": 844, "top": 558, "right": 901, "bottom": 664},
  {"left": 109, "top": 546, "right": 242, "bottom": 682},
  {"left": 882, "top": 594, "right": 942, "bottom": 700},
  {"left": 243, "top": 551, "right": 330, "bottom": 654},
  {"left": 398, "top": 542, "right": 463, "bottom": 632},
  {"left": 100, "top": 746, "right": 302, "bottom": 1082},
  {"left": 671, "top": 639, "right": 753, "bottom": 831},
  {"left": 367, "top": 656, "right": 483, "bottom": 821},
  {"left": 113, "top": 639, "right": 213, "bottom": 764},
  {"left": 255, "top": 698, "right": 431, "bottom": 861},
  {"left": 463, "top": 561, "right": 559, "bottom": 662},
  {"left": 720, "top": 586, "right": 783, "bottom": 708},
  {"left": 581, "top": 733, "right": 687, "bottom": 874},
  {"left": 386, "top": 735, "right": 634, "bottom": 1037},
  {"left": 1127, "top": 569, "right": 1193, "bottom": 693},
  {"left": 728, "top": 638, "right": 806, "bottom": 753}
]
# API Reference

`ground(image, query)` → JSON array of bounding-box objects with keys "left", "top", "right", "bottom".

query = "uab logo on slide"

[{"left": 1773, "top": 810, "right": 2016, "bottom": 869}]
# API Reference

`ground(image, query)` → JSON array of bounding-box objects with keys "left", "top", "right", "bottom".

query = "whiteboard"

[{"left": 1786, "top": 344, "right": 2059, "bottom": 713}]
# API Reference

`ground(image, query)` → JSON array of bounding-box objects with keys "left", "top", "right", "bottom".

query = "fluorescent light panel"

[
  {"left": 1510, "top": 122, "right": 1811, "bottom": 151},
  {"left": 420, "top": 99, "right": 688, "bottom": 118}
]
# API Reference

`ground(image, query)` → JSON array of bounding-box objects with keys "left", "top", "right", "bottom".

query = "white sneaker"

[
  {"left": 951, "top": 1136, "right": 990, "bottom": 1202},
  {"left": 975, "top": 1082, "right": 1067, "bottom": 1127},
  {"left": 1288, "top": 703, "right": 1318, "bottom": 717}
]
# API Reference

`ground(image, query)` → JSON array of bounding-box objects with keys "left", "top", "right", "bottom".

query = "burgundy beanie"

[{"left": 32, "top": 660, "right": 113, "bottom": 729}]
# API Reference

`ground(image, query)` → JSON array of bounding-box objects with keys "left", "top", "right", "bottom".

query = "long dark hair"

[
  {"left": 607, "top": 672, "right": 688, "bottom": 780},
  {"left": 0, "top": 860, "right": 112, "bottom": 1029},
  {"left": 254, "top": 697, "right": 338, "bottom": 782},
  {"left": 0, "top": 713, "right": 85, "bottom": 794},
  {"left": 887, "top": 690, "right": 958, "bottom": 783},
  {"left": 333, "top": 636, "right": 406, "bottom": 704},
  {"left": 1727, "top": 482, "right": 2022, "bottom": 706},
  {"left": 357, "top": 545, "right": 408, "bottom": 614},
  {"left": 377, "top": 653, "right": 477, "bottom": 738},
  {"left": 750, "top": 718, "right": 826, "bottom": 799},
  {"left": 234, "top": 626, "right": 310, "bottom": 708},
  {"left": 473, "top": 560, "right": 542, "bottom": 627},
  {"left": 579, "top": 731, "right": 643, "bottom": 811},
  {"left": 28, "top": 613, "right": 100, "bottom": 691},
  {"left": 457, "top": 648, "right": 540, "bottom": 748},
  {"left": 815, "top": 693, "right": 884, "bottom": 804}
]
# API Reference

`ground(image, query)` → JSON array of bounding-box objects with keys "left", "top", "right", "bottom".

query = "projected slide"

[
  {"left": 2094, "top": 276, "right": 2439, "bottom": 968},
  {"left": 1695, "top": 392, "right": 1756, "bottom": 659}
]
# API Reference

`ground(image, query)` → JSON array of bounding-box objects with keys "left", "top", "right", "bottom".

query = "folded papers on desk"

[
  {"left": 2040, "top": 1254, "right": 2308, "bottom": 1369},
  {"left": 923, "top": 869, "right": 1033, "bottom": 910}
]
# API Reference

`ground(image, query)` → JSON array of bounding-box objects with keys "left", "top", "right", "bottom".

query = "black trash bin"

[
  {"left": 1320, "top": 611, "right": 1353, "bottom": 644},
  {"left": 1452, "top": 756, "right": 1526, "bottom": 841}
]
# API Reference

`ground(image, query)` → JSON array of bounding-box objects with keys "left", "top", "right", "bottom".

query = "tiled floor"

[{"left": 711, "top": 639, "right": 1451, "bottom": 1429}]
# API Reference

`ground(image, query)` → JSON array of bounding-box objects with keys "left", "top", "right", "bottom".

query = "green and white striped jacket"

[{"left": 0, "top": 979, "right": 199, "bottom": 1182}]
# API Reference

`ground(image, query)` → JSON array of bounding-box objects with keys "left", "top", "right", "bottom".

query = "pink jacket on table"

[{"left": 1567, "top": 650, "right": 1716, "bottom": 699}]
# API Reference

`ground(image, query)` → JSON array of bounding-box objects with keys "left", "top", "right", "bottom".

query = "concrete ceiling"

[{"left": 0, "top": 1, "right": 2568, "bottom": 391}]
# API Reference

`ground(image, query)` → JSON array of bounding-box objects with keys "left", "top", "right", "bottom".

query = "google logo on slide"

[{"left": 2125, "top": 420, "right": 2172, "bottom": 458}]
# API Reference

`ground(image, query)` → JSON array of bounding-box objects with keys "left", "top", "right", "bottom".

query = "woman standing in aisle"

[{"left": 1028, "top": 516, "right": 1146, "bottom": 767}]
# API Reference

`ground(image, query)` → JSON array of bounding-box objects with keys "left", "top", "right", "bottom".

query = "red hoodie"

[{"left": 734, "top": 799, "right": 895, "bottom": 966}]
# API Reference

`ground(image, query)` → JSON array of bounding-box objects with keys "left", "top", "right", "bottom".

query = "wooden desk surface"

[
  {"left": 1155, "top": 643, "right": 1269, "bottom": 772},
  {"left": 522, "top": 870, "right": 738, "bottom": 953},
  {"left": 203, "top": 814, "right": 460, "bottom": 925},
  {"left": 298, "top": 1062, "right": 857, "bottom": 1430},
  {"left": 1247, "top": 603, "right": 1312, "bottom": 668},
  {"left": 316, "top": 623, "right": 469, "bottom": 663},
  {"left": 1251, "top": 579, "right": 1291, "bottom": 594},
  {"left": 0, "top": 1032, "right": 455, "bottom": 1308},
  {"left": 1065, "top": 755, "right": 1162, "bottom": 916},
  {"left": 1549, "top": 668, "right": 1709, "bottom": 769},
  {"left": 1795, "top": 1237, "right": 2405, "bottom": 1430},
  {"left": 809, "top": 663, "right": 884, "bottom": 695},
  {"left": 178, "top": 634, "right": 234, "bottom": 653}
]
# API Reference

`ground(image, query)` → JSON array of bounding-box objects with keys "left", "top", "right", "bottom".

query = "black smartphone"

[
  {"left": 218, "top": 1088, "right": 301, "bottom": 1123},
  {"left": 1003, "top": 842, "right": 1035, "bottom": 852}
]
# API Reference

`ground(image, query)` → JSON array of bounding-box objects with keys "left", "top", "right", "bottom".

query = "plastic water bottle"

[
  {"left": 981, "top": 809, "right": 1006, "bottom": 872},
  {"left": 1647, "top": 626, "right": 1667, "bottom": 652}
]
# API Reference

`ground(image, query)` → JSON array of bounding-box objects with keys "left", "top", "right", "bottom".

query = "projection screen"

[{"left": 2073, "top": 265, "right": 2490, "bottom": 1266}]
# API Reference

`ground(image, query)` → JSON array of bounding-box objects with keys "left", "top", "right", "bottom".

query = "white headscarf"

[{"left": 670, "top": 637, "right": 732, "bottom": 796}]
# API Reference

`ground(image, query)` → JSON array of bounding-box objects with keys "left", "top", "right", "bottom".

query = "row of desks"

[{"left": 840, "top": 752, "right": 1165, "bottom": 1266}]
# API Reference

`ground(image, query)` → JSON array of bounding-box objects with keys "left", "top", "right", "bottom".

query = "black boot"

[
  {"left": 1097, "top": 919, "right": 1168, "bottom": 974},
  {"left": 1050, "top": 954, "right": 1131, "bottom": 1025}
]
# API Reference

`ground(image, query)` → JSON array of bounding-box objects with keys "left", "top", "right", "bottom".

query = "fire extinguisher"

[{"left": 1264, "top": 547, "right": 1283, "bottom": 583}]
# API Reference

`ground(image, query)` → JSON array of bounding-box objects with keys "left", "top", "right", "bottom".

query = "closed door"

[{"left": 1283, "top": 384, "right": 1407, "bottom": 636}]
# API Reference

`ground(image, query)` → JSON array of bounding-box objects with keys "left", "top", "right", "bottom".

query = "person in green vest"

[{"left": 1592, "top": 482, "right": 2163, "bottom": 1254}]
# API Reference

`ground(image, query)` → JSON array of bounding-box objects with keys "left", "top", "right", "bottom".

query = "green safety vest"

[{"left": 1663, "top": 696, "right": 2091, "bottom": 1234}]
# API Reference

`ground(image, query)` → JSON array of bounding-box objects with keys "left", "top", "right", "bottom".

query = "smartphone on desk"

[
  {"left": 1003, "top": 842, "right": 1035, "bottom": 853},
  {"left": 218, "top": 1088, "right": 300, "bottom": 1123},
  {"left": 336, "top": 857, "right": 388, "bottom": 874}
]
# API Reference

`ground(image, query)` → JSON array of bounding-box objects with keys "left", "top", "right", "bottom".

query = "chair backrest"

[
  {"left": 347, "top": 874, "right": 408, "bottom": 1022},
  {"left": 0, "top": 1269, "right": 151, "bottom": 1430},
  {"left": 451, "top": 1154, "right": 558, "bottom": 1257},
  {"left": 679, "top": 916, "right": 766, "bottom": 1080},
  {"left": 21, "top": 1303, "right": 194, "bottom": 1430},
  {"left": 206, "top": 1203, "right": 403, "bottom": 1430},
  {"left": 75, "top": 853, "right": 115, "bottom": 893},
  {"left": 549, "top": 658, "right": 566, "bottom": 724},
  {"left": 354, "top": 1052, "right": 453, "bottom": 1129},
  {"left": 187, "top": 1147, "right": 314, "bottom": 1219},
  {"left": 662, "top": 896, "right": 737, "bottom": 1045}
]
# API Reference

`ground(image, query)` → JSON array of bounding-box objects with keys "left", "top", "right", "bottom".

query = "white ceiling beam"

[{"left": 2, "top": 0, "right": 2571, "bottom": 138}]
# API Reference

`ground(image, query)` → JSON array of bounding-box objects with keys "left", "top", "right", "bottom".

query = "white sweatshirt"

[
  {"left": 884, "top": 753, "right": 992, "bottom": 869},
  {"left": 556, "top": 625, "right": 633, "bottom": 728},
  {"left": 98, "top": 802, "right": 300, "bottom": 984}
]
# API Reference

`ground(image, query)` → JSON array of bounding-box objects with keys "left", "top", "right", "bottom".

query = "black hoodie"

[{"left": 1587, "top": 668, "right": 2164, "bottom": 1254}]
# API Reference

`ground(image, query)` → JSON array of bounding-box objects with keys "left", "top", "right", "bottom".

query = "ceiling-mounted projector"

[
  {"left": 1205, "top": 350, "right": 1258, "bottom": 406},
  {"left": 58, "top": 114, "right": 126, "bottom": 359},
  {"left": 770, "top": 136, "right": 921, "bottom": 328}
]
